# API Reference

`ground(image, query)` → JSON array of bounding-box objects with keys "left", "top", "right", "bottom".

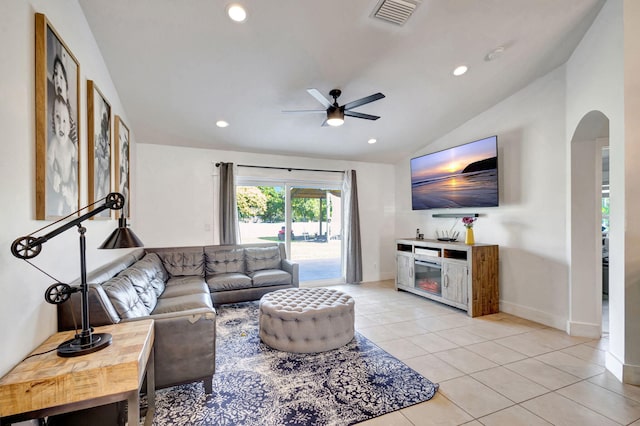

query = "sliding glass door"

[
  {"left": 288, "top": 186, "right": 342, "bottom": 283},
  {"left": 236, "top": 181, "right": 343, "bottom": 284},
  {"left": 236, "top": 183, "right": 286, "bottom": 244}
]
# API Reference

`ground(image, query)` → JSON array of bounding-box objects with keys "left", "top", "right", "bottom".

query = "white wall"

[
  {"left": 621, "top": 0, "right": 640, "bottom": 382},
  {"left": 393, "top": 0, "right": 634, "bottom": 359},
  {"left": 565, "top": 0, "right": 624, "bottom": 354},
  {"left": 395, "top": 66, "right": 569, "bottom": 328},
  {"left": 0, "top": 1, "right": 134, "bottom": 376},
  {"left": 563, "top": 0, "right": 640, "bottom": 383},
  {"left": 136, "top": 144, "right": 397, "bottom": 283}
]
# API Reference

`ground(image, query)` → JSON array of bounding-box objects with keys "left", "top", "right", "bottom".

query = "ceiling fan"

[{"left": 283, "top": 88, "right": 385, "bottom": 127}]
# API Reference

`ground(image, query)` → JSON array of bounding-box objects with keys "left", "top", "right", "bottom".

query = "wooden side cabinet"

[
  {"left": 395, "top": 239, "right": 499, "bottom": 317},
  {"left": 0, "top": 320, "right": 155, "bottom": 426}
]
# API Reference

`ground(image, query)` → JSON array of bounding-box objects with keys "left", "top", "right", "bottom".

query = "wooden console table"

[{"left": 0, "top": 319, "right": 155, "bottom": 426}]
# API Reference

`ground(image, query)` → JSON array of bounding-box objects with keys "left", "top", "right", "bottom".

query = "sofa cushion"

[
  {"left": 206, "top": 273, "right": 252, "bottom": 292},
  {"left": 251, "top": 269, "right": 292, "bottom": 287},
  {"left": 119, "top": 267, "right": 158, "bottom": 312},
  {"left": 77, "top": 249, "right": 144, "bottom": 287},
  {"left": 245, "top": 246, "right": 281, "bottom": 274},
  {"left": 163, "top": 276, "right": 209, "bottom": 298},
  {"left": 117, "top": 253, "right": 169, "bottom": 312},
  {"left": 102, "top": 275, "right": 150, "bottom": 319},
  {"left": 205, "top": 248, "right": 245, "bottom": 274},
  {"left": 152, "top": 293, "right": 213, "bottom": 315},
  {"left": 129, "top": 252, "right": 168, "bottom": 297},
  {"left": 151, "top": 248, "right": 205, "bottom": 277}
]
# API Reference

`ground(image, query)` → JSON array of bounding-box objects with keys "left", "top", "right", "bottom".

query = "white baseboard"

[
  {"left": 566, "top": 320, "right": 602, "bottom": 338},
  {"left": 500, "top": 300, "right": 566, "bottom": 330},
  {"left": 606, "top": 351, "right": 624, "bottom": 382},
  {"left": 622, "top": 362, "right": 640, "bottom": 385}
]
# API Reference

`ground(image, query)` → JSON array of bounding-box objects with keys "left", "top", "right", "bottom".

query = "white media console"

[{"left": 395, "top": 238, "right": 499, "bottom": 317}]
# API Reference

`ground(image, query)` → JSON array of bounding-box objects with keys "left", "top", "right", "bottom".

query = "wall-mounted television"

[{"left": 411, "top": 135, "right": 498, "bottom": 210}]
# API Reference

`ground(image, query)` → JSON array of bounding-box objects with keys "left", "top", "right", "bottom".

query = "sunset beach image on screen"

[{"left": 411, "top": 136, "right": 498, "bottom": 210}]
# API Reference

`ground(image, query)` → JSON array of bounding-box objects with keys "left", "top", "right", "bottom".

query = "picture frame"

[
  {"left": 114, "top": 115, "right": 130, "bottom": 219},
  {"left": 87, "top": 80, "right": 112, "bottom": 219},
  {"left": 35, "top": 13, "right": 81, "bottom": 220}
]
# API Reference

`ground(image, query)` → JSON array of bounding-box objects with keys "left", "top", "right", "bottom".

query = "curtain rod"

[{"left": 215, "top": 163, "right": 344, "bottom": 173}]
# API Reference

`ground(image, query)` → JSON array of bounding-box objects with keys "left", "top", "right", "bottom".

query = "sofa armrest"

[
  {"left": 282, "top": 259, "right": 299, "bottom": 288},
  {"left": 122, "top": 307, "right": 216, "bottom": 389}
]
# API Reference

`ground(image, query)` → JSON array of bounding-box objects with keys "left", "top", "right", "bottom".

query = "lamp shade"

[
  {"left": 99, "top": 217, "right": 144, "bottom": 249},
  {"left": 326, "top": 107, "right": 344, "bottom": 127}
]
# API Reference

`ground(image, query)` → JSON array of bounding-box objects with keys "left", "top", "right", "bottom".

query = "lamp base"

[{"left": 57, "top": 332, "right": 112, "bottom": 357}]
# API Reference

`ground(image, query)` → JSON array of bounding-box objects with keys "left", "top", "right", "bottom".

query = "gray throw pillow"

[{"left": 245, "top": 246, "right": 281, "bottom": 274}]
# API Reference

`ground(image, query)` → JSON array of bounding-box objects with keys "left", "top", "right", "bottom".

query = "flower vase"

[{"left": 465, "top": 227, "right": 474, "bottom": 245}]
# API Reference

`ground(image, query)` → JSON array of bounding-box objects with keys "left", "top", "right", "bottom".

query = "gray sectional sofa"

[{"left": 57, "top": 242, "right": 298, "bottom": 393}]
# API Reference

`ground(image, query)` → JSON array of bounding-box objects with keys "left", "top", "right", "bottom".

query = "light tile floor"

[{"left": 326, "top": 280, "right": 640, "bottom": 426}]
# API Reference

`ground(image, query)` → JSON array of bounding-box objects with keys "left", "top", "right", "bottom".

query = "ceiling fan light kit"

[
  {"left": 284, "top": 88, "right": 385, "bottom": 127},
  {"left": 326, "top": 107, "right": 345, "bottom": 126}
]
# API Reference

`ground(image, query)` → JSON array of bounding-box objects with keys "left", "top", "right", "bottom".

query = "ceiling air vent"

[{"left": 372, "top": 0, "right": 420, "bottom": 26}]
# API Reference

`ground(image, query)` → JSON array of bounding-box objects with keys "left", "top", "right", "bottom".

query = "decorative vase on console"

[{"left": 462, "top": 216, "right": 476, "bottom": 245}]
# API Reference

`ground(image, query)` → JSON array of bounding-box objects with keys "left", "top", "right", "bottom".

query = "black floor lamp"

[{"left": 11, "top": 192, "right": 143, "bottom": 357}]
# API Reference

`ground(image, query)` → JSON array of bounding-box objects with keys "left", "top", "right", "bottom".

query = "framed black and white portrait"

[
  {"left": 114, "top": 115, "right": 130, "bottom": 219},
  {"left": 35, "top": 13, "right": 80, "bottom": 219},
  {"left": 87, "top": 80, "right": 111, "bottom": 219}
]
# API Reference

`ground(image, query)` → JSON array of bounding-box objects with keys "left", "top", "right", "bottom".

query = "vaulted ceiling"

[{"left": 79, "top": 0, "right": 605, "bottom": 164}]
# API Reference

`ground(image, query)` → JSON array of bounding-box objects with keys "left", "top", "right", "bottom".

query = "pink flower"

[{"left": 462, "top": 216, "right": 476, "bottom": 228}]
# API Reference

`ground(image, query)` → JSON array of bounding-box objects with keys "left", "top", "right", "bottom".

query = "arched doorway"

[{"left": 568, "top": 110, "right": 609, "bottom": 338}]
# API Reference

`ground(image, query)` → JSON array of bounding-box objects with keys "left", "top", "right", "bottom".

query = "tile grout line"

[{"left": 343, "top": 282, "right": 624, "bottom": 426}]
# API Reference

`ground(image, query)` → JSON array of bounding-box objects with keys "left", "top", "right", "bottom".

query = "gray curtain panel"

[
  {"left": 342, "top": 169, "right": 362, "bottom": 283},
  {"left": 218, "top": 162, "right": 239, "bottom": 244}
]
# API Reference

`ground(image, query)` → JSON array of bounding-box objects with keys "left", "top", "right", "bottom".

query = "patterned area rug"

[{"left": 151, "top": 302, "right": 438, "bottom": 425}]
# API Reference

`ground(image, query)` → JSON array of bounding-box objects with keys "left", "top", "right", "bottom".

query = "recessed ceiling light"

[
  {"left": 227, "top": 4, "right": 247, "bottom": 22},
  {"left": 216, "top": 120, "right": 229, "bottom": 128},
  {"left": 452, "top": 65, "right": 468, "bottom": 76},
  {"left": 368, "top": 138, "right": 377, "bottom": 144}
]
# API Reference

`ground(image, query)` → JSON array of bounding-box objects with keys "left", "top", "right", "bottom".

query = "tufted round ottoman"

[{"left": 259, "top": 288, "right": 355, "bottom": 353}]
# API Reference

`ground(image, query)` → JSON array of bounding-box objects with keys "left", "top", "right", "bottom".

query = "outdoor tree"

[
  {"left": 260, "top": 186, "right": 285, "bottom": 222},
  {"left": 291, "top": 197, "right": 319, "bottom": 222},
  {"left": 240, "top": 186, "right": 326, "bottom": 223},
  {"left": 236, "top": 186, "right": 267, "bottom": 222}
]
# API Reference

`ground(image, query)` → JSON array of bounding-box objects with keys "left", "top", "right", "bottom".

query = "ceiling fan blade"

[
  {"left": 343, "top": 92, "right": 385, "bottom": 111},
  {"left": 344, "top": 110, "right": 380, "bottom": 120},
  {"left": 320, "top": 118, "right": 329, "bottom": 127},
  {"left": 282, "top": 109, "right": 326, "bottom": 114},
  {"left": 307, "top": 88, "right": 332, "bottom": 108}
]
